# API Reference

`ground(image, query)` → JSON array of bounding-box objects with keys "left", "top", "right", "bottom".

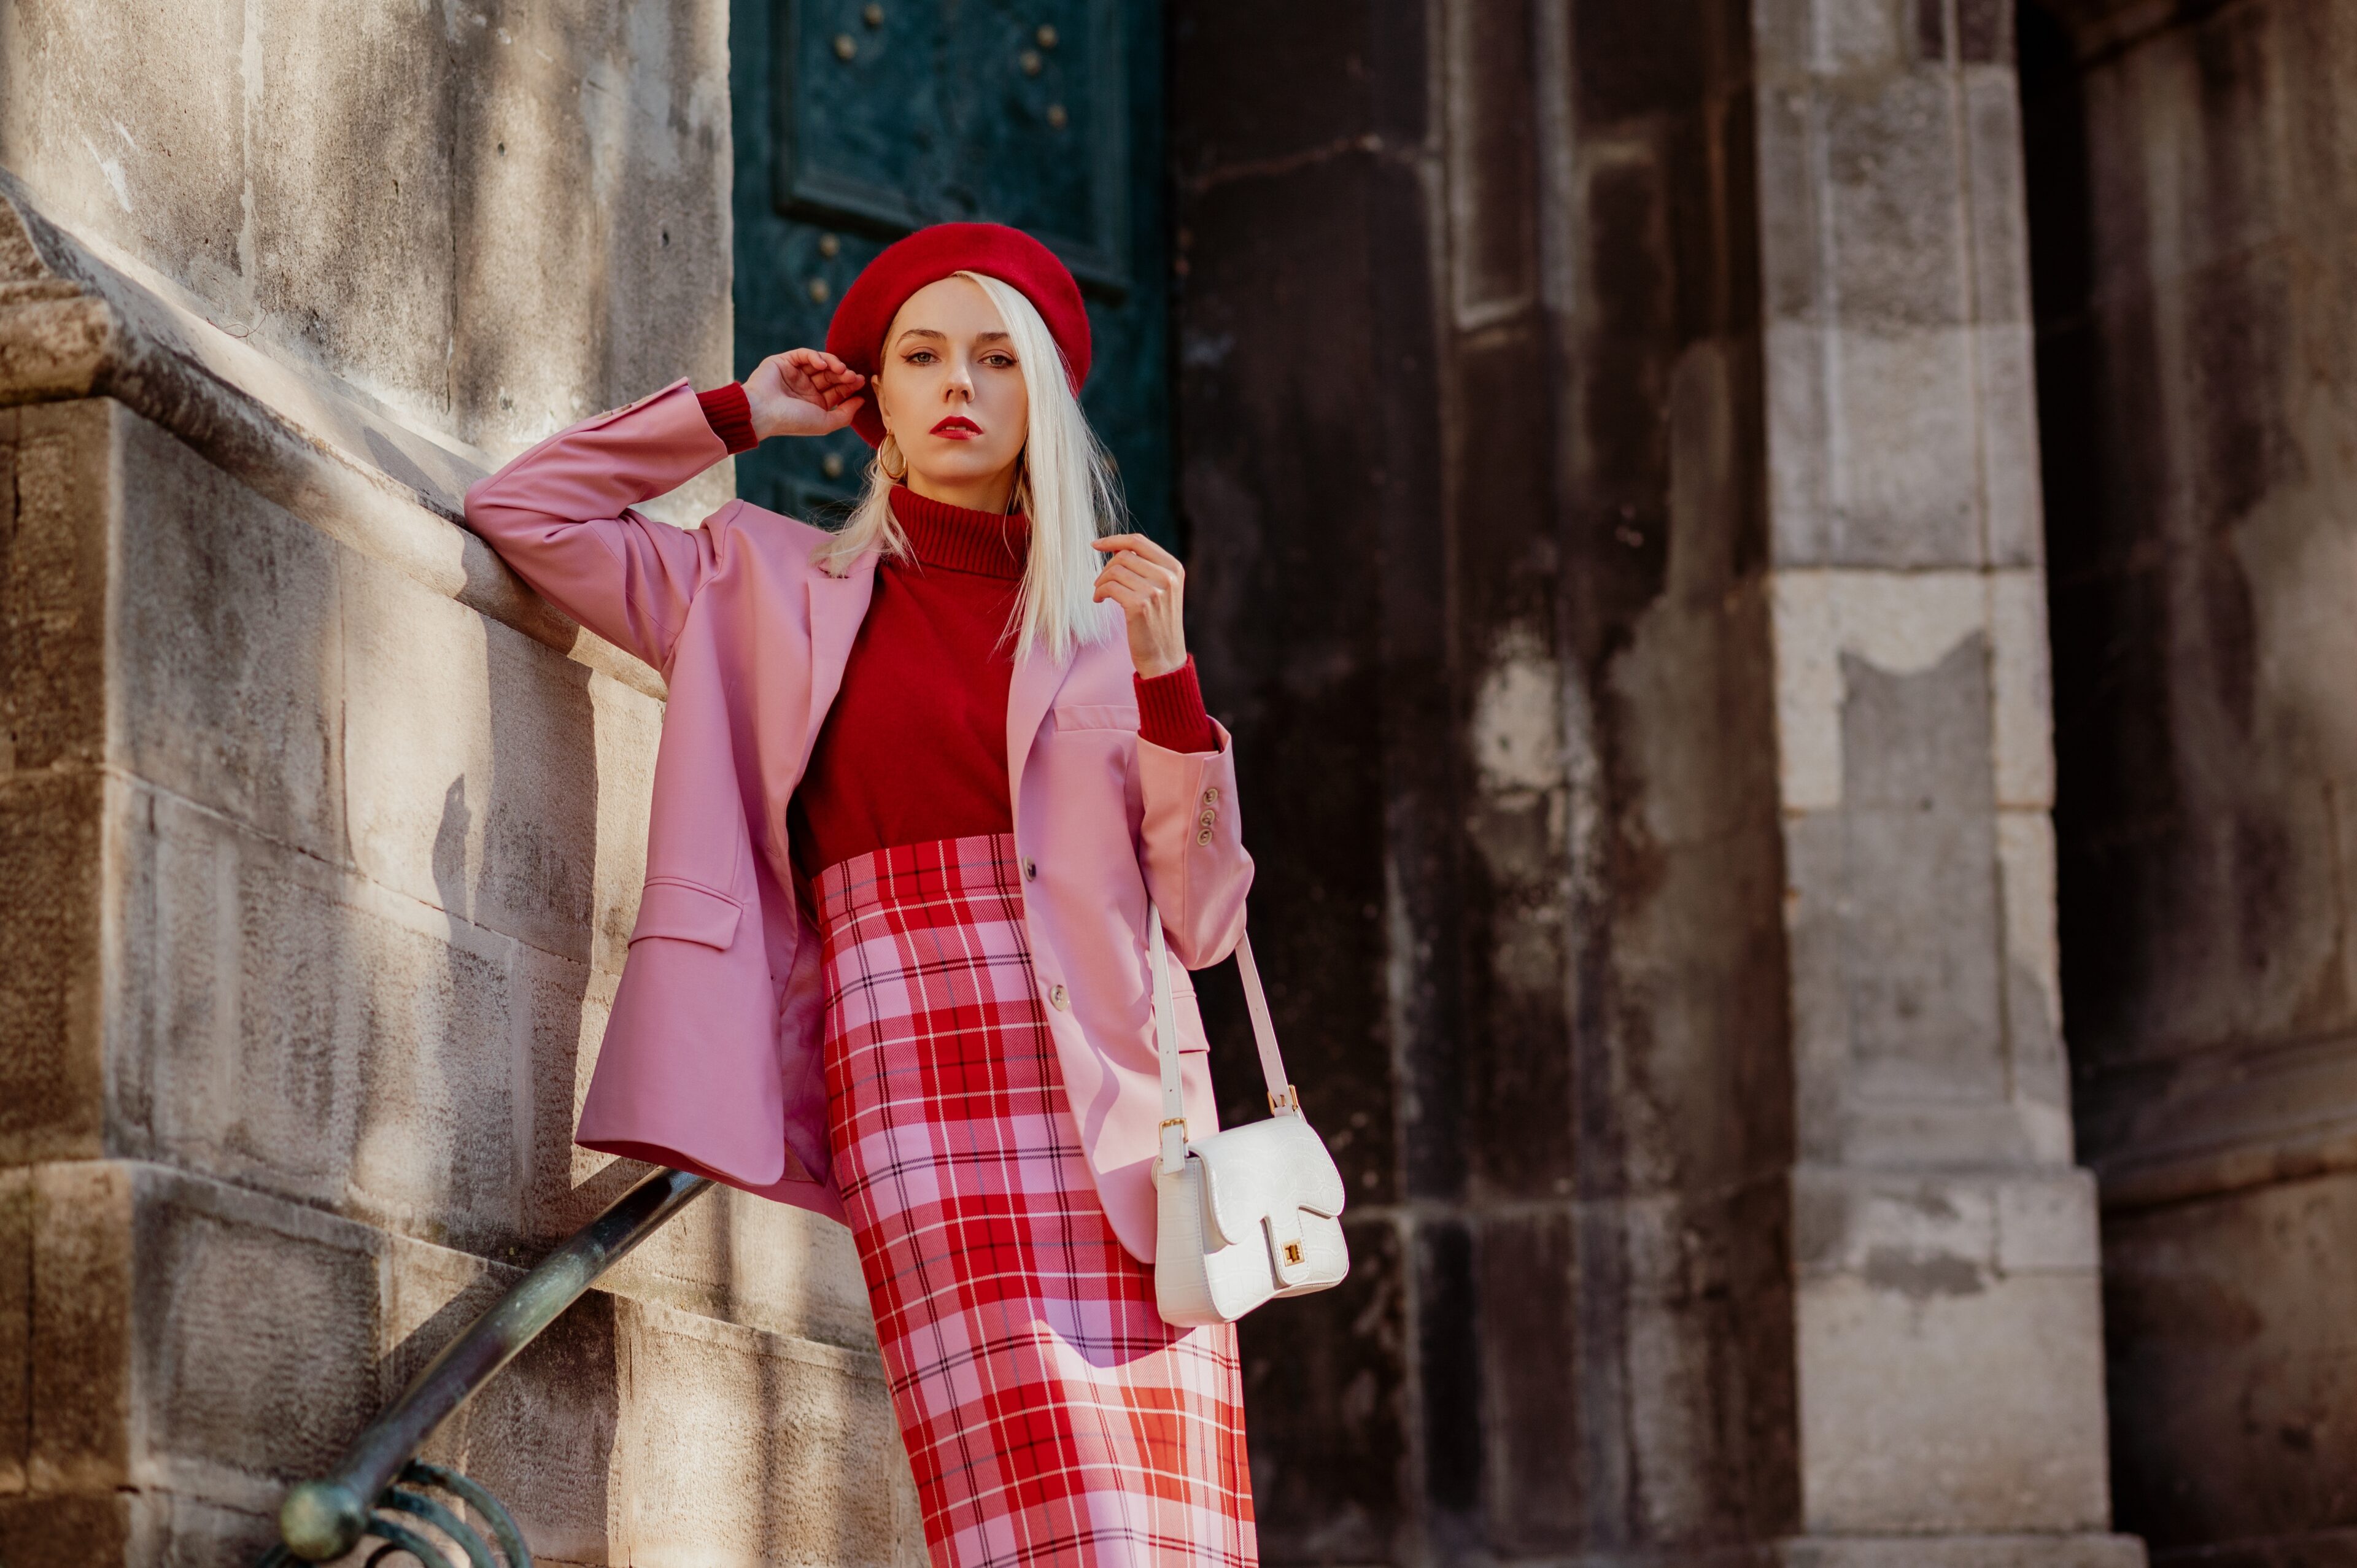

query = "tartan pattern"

[{"left": 818, "top": 833, "right": 1258, "bottom": 1568}]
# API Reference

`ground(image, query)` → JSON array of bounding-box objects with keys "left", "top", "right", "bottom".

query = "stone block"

[
  {"left": 1965, "top": 69, "right": 2034, "bottom": 330},
  {"left": 1755, "top": 92, "right": 1827, "bottom": 326},
  {"left": 0, "top": 0, "right": 728, "bottom": 456},
  {"left": 1, "top": 401, "right": 111, "bottom": 773},
  {"left": 0, "top": 1493, "right": 138, "bottom": 1568},
  {"left": 110, "top": 781, "right": 535, "bottom": 1251},
  {"left": 1796, "top": 1265, "right": 2111, "bottom": 1534},
  {"left": 247, "top": 0, "right": 457, "bottom": 419},
  {"left": 1990, "top": 571, "right": 2057, "bottom": 810},
  {"left": 619, "top": 1299, "right": 915, "bottom": 1567},
  {"left": 0, "top": 1167, "right": 26, "bottom": 1494},
  {"left": 0, "top": 770, "right": 104, "bottom": 1164},
  {"left": 1827, "top": 326, "right": 1984, "bottom": 566},
  {"left": 437, "top": 1291, "right": 625, "bottom": 1565},
  {"left": 1997, "top": 811, "right": 2073, "bottom": 1162},
  {"left": 598, "top": 1180, "right": 880, "bottom": 1355},
  {"left": 1560, "top": 1184, "right": 1801, "bottom": 1549},
  {"left": 112, "top": 403, "right": 344, "bottom": 859},
  {"left": 1604, "top": 824, "right": 1794, "bottom": 1195},
  {"left": 1978, "top": 323, "right": 2047, "bottom": 570},
  {"left": 342, "top": 546, "right": 602, "bottom": 966},
  {"left": 1779, "top": 1533, "right": 2147, "bottom": 1567},
  {"left": 2105, "top": 1170, "right": 2357, "bottom": 1553},
  {"left": 0, "top": 0, "right": 249, "bottom": 299},
  {"left": 1792, "top": 1167, "right": 2100, "bottom": 1279},
  {"left": 1821, "top": 71, "right": 1972, "bottom": 330},
  {"left": 446, "top": 0, "right": 734, "bottom": 457},
  {"left": 28, "top": 1161, "right": 133, "bottom": 1494},
  {"left": 133, "top": 1167, "right": 381, "bottom": 1491},
  {"left": 1476, "top": 1208, "right": 1579, "bottom": 1547},
  {"left": 1771, "top": 570, "right": 1989, "bottom": 813},
  {"left": 1840, "top": 799, "right": 2005, "bottom": 1103}
]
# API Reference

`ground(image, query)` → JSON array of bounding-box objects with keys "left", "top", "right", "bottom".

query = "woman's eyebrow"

[{"left": 892, "top": 327, "right": 948, "bottom": 346}]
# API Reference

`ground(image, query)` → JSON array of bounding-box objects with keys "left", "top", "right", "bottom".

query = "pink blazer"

[{"left": 462, "top": 381, "right": 1252, "bottom": 1262}]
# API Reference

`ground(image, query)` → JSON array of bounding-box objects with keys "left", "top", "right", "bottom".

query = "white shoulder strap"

[{"left": 1151, "top": 902, "right": 1295, "bottom": 1177}]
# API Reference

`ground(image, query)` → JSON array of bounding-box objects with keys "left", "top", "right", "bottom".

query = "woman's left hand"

[{"left": 1091, "top": 534, "right": 1188, "bottom": 678}]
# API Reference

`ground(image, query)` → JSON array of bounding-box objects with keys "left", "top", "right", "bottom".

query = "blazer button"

[
  {"left": 1197, "top": 808, "right": 1217, "bottom": 829},
  {"left": 1049, "top": 983, "right": 1070, "bottom": 1011},
  {"left": 1202, "top": 787, "right": 1221, "bottom": 806},
  {"left": 1022, "top": 857, "right": 1038, "bottom": 881},
  {"left": 1195, "top": 827, "right": 1214, "bottom": 846}
]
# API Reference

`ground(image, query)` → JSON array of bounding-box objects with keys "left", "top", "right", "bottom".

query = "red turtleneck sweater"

[{"left": 760, "top": 463, "right": 1219, "bottom": 879}]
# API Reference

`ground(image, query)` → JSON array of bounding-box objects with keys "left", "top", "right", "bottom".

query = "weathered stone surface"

[
  {"left": 342, "top": 542, "right": 604, "bottom": 965},
  {"left": 2105, "top": 1172, "right": 2357, "bottom": 1556},
  {"left": 28, "top": 1161, "right": 133, "bottom": 1494},
  {"left": 1, "top": 401, "right": 110, "bottom": 773},
  {"left": 133, "top": 1164, "right": 381, "bottom": 1493},
  {"left": 1797, "top": 1269, "right": 2110, "bottom": 1534},
  {"left": 0, "top": 768, "right": 104, "bottom": 1164},
  {"left": 620, "top": 1299, "right": 919, "bottom": 1567},
  {"left": 0, "top": 1166, "right": 27, "bottom": 1496},
  {"left": 2024, "top": 1, "right": 2357, "bottom": 1556},
  {"left": 1239, "top": 1213, "right": 1410, "bottom": 1564},
  {"left": 0, "top": 0, "right": 732, "bottom": 454},
  {"left": 112, "top": 406, "right": 346, "bottom": 859}
]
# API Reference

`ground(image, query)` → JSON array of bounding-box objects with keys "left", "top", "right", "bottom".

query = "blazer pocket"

[
  {"left": 1050, "top": 703, "right": 1140, "bottom": 733},
  {"left": 629, "top": 878, "right": 743, "bottom": 950}
]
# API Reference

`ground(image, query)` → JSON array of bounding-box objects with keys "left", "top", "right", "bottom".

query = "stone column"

[{"left": 1752, "top": 0, "right": 2137, "bottom": 1557}]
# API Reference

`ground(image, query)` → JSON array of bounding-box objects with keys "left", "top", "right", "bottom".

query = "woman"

[{"left": 463, "top": 223, "right": 1256, "bottom": 1565}]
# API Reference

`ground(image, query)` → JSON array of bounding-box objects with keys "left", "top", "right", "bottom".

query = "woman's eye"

[{"left": 903, "top": 350, "right": 936, "bottom": 365}]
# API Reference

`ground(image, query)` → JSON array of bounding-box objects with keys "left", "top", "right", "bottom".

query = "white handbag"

[{"left": 1148, "top": 907, "right": 1350, "bottom": 1326}]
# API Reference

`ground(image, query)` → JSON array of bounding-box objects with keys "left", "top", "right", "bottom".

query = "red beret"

[{"left": 825, "top": 223, "right": 1091, "bottom": 448}]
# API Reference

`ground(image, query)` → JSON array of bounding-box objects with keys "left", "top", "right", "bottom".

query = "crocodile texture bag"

[{"left": 1148, "top": 908, "right": 1349, "bottom": 1326}]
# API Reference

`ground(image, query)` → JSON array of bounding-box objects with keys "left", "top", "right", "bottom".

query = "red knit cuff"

[
  {"left": 697, "top": 382, "right": 759, "bottom": 455},
  {"left": 1136, "top": 657, "right": 1220, "bottom": 754}
]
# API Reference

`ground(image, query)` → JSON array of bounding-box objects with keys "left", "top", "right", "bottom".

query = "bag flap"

[
  {"left": 1193, "top": 1116, "right": 1346, "bottom": 1248},
  {"left": 629, "top": 878, "right": 743, "bottom": 950}
]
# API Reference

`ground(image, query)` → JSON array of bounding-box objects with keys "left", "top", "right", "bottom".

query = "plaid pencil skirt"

[{"left": 816, "top": 833, "right": 1258, "bottom": 1568}]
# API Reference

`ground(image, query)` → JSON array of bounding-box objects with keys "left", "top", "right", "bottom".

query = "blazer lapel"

[{"left": 1006, "top": 637, "right": 1079, "bottom": 808}]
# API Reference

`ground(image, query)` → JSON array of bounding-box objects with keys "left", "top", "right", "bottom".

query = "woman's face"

[{"left": 873, "top": 275, "right": 1029, "bottom": 504}]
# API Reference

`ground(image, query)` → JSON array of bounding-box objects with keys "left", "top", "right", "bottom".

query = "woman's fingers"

[
  {"left": 1092, "top": 533, "right": 1183, "bottom": 571},
  {"left": 1096, "top": 560, "right": 1171, "bottom": 601}
]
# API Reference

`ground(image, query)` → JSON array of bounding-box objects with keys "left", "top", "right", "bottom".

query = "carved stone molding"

[{"left": 0, "top": 175, "right": 660, "bottom": 701}]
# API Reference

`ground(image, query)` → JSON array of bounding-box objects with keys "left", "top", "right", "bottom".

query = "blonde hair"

[{"left": 813, "top": 270, "right": 1124, "bottom": 662}]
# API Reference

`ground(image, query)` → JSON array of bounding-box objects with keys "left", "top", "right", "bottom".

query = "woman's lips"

[{"left": 930, "top": 416, "right": 981, "bottom": 438}]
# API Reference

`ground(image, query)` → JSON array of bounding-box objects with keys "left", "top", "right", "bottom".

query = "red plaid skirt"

[{"left": 817, "top": 833, "right": 1257, "bottom": 1567}]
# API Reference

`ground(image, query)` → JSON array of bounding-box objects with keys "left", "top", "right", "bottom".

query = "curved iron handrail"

[{"left": 257, "top": 1167, "right": 715, "bottom": 1564}]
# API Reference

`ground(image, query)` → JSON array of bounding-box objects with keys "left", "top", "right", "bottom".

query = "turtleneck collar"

[{"left": 888, "top": 484, "right": 1029, "bottom": 581}]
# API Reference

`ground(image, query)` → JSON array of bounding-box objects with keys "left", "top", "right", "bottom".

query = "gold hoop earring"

[{"left": 878, "top": 434, "right": 908, "bottom": 482}]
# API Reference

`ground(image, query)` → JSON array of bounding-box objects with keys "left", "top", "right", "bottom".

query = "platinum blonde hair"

[{"left": 813, "top": 270, "right": 1123, "bottom": 662}]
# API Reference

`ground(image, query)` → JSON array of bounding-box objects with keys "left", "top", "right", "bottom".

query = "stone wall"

[
  {"left": 1175, "top": 1, "right": 2138, "bottom": 1561},
  {"left": 0, "top": 2, "right": 915, "bottom": 1564},
  {"left": 2023, "top": 0, "right": 2357, "bottom": 1561}
]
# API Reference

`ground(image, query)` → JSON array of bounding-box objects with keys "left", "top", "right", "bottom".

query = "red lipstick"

[{"left": 931, "top": 415, "right": 981, "bottom": 438}]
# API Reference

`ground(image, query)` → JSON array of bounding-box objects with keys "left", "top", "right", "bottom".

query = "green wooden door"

[{"left": 730, "top": 0, "right": 1171, "bottom": 544}]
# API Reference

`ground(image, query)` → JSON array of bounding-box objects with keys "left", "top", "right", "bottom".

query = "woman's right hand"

[{"left": 744, "top": 349, "right": 867, "bottom": 440}]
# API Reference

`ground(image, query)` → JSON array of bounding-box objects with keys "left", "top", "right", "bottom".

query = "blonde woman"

[{"left": 463, "top": 223, "right": 1256, "bottom": 1565}]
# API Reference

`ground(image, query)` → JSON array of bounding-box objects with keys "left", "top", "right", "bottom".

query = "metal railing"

[{"left": 257, "top": 1168, "right": 715, "bottom": 1567}]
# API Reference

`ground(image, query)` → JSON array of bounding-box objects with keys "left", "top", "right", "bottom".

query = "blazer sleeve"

[
  {"left": 1138, "top": 722, "right": 1253, "bottom": 969},
  {"left": 462, "top": 379, "right": 732, "bottom": 671}
]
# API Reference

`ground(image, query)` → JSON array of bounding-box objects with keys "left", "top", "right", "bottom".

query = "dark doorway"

[{"left": 727, "top": 0, "right": 1173, "bottom": 544}]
